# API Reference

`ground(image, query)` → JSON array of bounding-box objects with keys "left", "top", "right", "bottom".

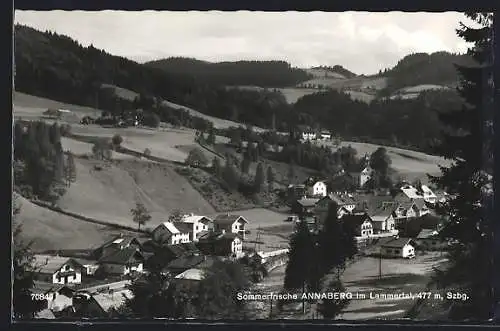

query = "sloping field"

[
  {"left": 305, "top": 68, "right": 347, "bottom": 79},
  {"left": 14, "top": 194, "right": 129, "bottom": 252},
  {"left": 278, "top": 88, "right": 324, "bottom": 104},
  {"left": 57, "top": 158, "right": 215, "bottom": 229},
  {"left": 61, "top": 137, "right": 134, "bottom": 160},
  {"left": 13, "top": 92, "right": 102, "bottom": 119},
  {"left": 70, "top": 124, "right": 197, "bottom": 163},
  {"left": 344, "top": 90, "right": 376, "bottom": 103},
  {"left": 322, "top": 140, "right": 452, "bottom": 183}
]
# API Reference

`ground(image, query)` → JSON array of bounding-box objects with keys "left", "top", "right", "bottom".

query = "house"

[
  {"left": 319, "top": 131, "right": 331, "bottom": 140},
  {"left": 341, "top": 213, "right": 374, "bottom": 238},
  {"left": 93, "top": 235, "right": 144, "bottom": 260},
  {"left": 197, "top": 232, "right": 244, "bottom": 258},
  {"left": 328, "top": 193, "right": 357, "bottom": 211},
  {"left": 307, "top": 181, "right": 328, "bottom": 197},
  {"left": 173, "top": 268, "right": 207, "bottom": 289},
  {"left": 32, "top": 255, "right": 83, "bottom": 285},
  {"left": 412, "top": 198, "right": 430, "bottom": 216},
  {"left": 152, "top": 221, "right": 191, "bottom": 245},
  {"left": 415, "top": 229, "right": 447, "bottom": 251},
  {"left": 32, "top": 281, "right": 76, "bottom": 312},
  {"left": 98, "top": 247, "right": 144, "bottom": 276},
  {"left": 292, "top": 198, "right": 320, "bottom": 218},
  {"left": 380, "top": 238, "right": 416, "bottom": 259},
  {"left": 163, "top": 255, "right": 217, "bottom": 276},
  {"left": 302, "top": 132, "right": 316, "bottom": 141},
  {"left": 369, "top": 204, "right": 397, "bottom": 233},
  {"left": 213, "top": 214, "right": 248, "bottom": 240},
  {"left": 92, "top": 289, "right": 133, "bottom": 314},
  {"left": 179, "top": 214, "right": 214, "bottom": 242},
  {"left": 70, "top": 258, "right": 99, "bottom": 277},
  {"left": 349, "top": 165, "right": 374, "bottom": 188},
  {"left": 145, "top": 242, "right": 201, "bottom": 271}
]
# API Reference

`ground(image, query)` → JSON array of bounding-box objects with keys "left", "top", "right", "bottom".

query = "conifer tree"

[
  {"left": 429, "top": 12, "right": 494, "bottom": 320},
  {"left": 253, "top": 163, "right": 266, "bottom": 193},
  {"left": 266, "top": 165, "right": 275, "bottom": 191}
]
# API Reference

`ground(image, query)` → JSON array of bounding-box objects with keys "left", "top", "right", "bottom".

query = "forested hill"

[
  {"left": 379, "top": 51, "right": 473, "bottom": 95},
  {"left": 14, "top": 25, "right": 292, "bottom": 130},
  {"left": 145, "top": 57, "right": 312, "bottom": 87}
]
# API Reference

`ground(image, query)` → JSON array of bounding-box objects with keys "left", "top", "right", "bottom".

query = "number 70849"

[{"left": 31, "top": 293, "right": 51, "bottom": 301}]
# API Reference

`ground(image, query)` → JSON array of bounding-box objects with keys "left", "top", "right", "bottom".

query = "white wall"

[
  {"left": 359, "top": 221, "right": 373, "bottom": 237},
  {"left": 313, "top": 182, "right": 327, "bottom": 197},
  {"left": 47, "top": 293, "right": 73, "bottom": 312},
  {"left": 402, "top": 244, "right": 415, "bottom": 258},
  {"left": 52, "top": 264, "right": 82, "bottom": 284}
]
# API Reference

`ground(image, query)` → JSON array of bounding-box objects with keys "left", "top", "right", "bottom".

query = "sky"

[{"left": 14, "top": 11, "right": 476, "bottom": 75}]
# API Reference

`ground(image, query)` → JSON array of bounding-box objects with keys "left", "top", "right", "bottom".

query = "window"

[{"left": 395, "top": 249, "right": 400, "bottom": 254}]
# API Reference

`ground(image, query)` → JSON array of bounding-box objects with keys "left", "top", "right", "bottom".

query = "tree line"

[
  {"left": 146, "top": 57, "right": 311, "bottom": 87},
  {"left": 13, "top": 121, "right": 76, "bottom": 203}
]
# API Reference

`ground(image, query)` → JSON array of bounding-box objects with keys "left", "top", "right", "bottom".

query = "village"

[{"left": 28, "top": 150, "right": 452, "bottom": 319}]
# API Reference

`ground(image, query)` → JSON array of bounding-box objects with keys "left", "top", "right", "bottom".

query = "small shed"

[{"left": 380, "top": 238, "right": 416, "bottom": 259}]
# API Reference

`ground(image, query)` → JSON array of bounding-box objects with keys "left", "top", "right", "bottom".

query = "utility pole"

[{"left": 379, "top": 250, "right": 382, "bottom": 279}]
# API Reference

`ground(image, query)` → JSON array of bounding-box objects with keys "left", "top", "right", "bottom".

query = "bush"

[
  {"left": 112, "top": 134, "right": 123, "bottom": 147},
  {"left": 185, "top": 148, "right": 208, "bottom": 167},
  {"left": 143, "top": 148, "right": 151, "bottom": 157},
  {"left": 142, "top": 113, "right": 160, "bottom": 128}
]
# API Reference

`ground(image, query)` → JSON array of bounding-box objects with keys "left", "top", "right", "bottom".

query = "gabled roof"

[
  {"left": 98, "top": 247, "right": 143, "bottom": 265},
  {"left": 296, "top": 198, "right": 320, "bottom": 207},
  {"left": 182, "top": 215, "right": 213, "bottom": 224},
  {"left": 214, "top": 214, "right": 248, "bottom": 225},
  {"left": 33, "top": 255, "right": 82, "bottom": 274},
  {"left": 328, "top": 193, "right": 356, "bottom": 205},
  {"left": 341, "top": 213, "right": 372, "bottom": 227},
  {"left": 166, "top": 255, "right": 206, "bottom": 271},
  {"left": 381, "top": 238, "right": 415, "bottom": 248},
  {"left": 370, "top": 203, "right": 397, "bottom": 219},
  {"left": 73, "top": 258, "right": 98, "bottom": 266},
  {"left": 93, "top": 289, "right": 133, "bottom": 312},
  {"left": 159, "top": 222, "right": 180, "bottom": 234},
  {"left": 32, "top": 281, "right": 75, "bottom": 294},
  {"left": 99, "top": 235, "right": 144, "bottom": 250},
  {"left": 173, "top": 222, "right": 192, "bottom": 234},
  {"left": 412, "top": 198, "right": 427, "bottom": 210},
  {"left": 198, "top": 231, "right": 241, "bottom": 243}
]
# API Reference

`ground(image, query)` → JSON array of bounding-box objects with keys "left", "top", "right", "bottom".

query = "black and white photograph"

[{"left": 11, "top": 9, "right": 496, "bottom": 322}]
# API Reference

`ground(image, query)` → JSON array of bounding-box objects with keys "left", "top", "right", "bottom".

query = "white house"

[
  {"left": 180, "top": 214, "right": 214, "bottom": 242},
  {"left": 400, "top": 184, "right": 437, "bottom": 204},
  {"left": 308, "top": 181, "right": 328, "bottom": 197},
  {"left": 74, "top": 258, "right": 99, "bottom": 276},
  {"left": 370, "top": 205, "right": 397, "bottom": 233},
  {"left": 152, "top": 221, "right": 191, "bottom": 245},
  {"left": 213, "top": 214, "right": 249, "bottom": 240},
  {"left": 380, "top": 238, "right": 416, "bottom": 258},
  {"left": 421, "top": 185, "right": 438, "bottom": 204},
  {"left": 32, "top": 282, "right": 76, "bottom": 313},
  {"left": 302, "top": 132, "right": 316, "bottom": 141},
  {"left": 342, "top": 213, "right": 374, "bottom": 238},
  {"left": 32, "top": 255, "right": 83, "bottom": 285}
]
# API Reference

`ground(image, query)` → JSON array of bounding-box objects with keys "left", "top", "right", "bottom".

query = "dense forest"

[
  {"left": 379, "top": 52, "right": 472, "bottom": 96},
  {"left": 146, "top": 57, "right": 311, "bottom": 87},
  {"left": 14, "top": 25, "right": 292, "bottom": 130}
]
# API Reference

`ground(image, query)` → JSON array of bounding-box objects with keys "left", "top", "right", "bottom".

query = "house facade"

[
  {"left": 308, "top": 181, "right": 328, "bottom": 197},
  {"left": 213, "top": 214, "right": 248, "bottom": 240},
  {"left": 32, "top": 282, "right": 75, "bottom": 313},
  {"left": 33, "top": 255, "right": 83, "bottom": 285},
  {"left": 152, "top": 222, "right": 191, "bottom": 245},
  {"left": 359, "top": 166, "right": 373, "bottom": 188},
  {"left": 180, "top": 214, "right": 213, "bottom": 242},
  {"left": 342, "top": 213, "right": 374, "bottom": 238},
  {"left": 197, "top": 232, "right": 244, "bottom": 258},
  {"left": 98, "top": 248, "right": 144, "bottom": 276},
  {"left": 292, "top": 198, "right": 320, "bottom": 218},
  {"left": 380, "top": 238, "right": 416, "bottom": 258}
]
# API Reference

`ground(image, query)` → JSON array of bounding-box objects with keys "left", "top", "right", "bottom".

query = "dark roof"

[
  {"left": 370, "top": 203, "right": 397, "bottom": 219},
  {"left": 166, "top": 255, "right": 206, "bottom": 271},
  {"left": 180, "top": 242, "right": 201, "bottom": 255},
  {"left": 413, "top": 198, "right": 427, "bottom": 210},
  {"left": 199, "top": 231, "right": 241, "bottom": 244},
  {"left": 99, "top": 235, "right": 143, "bottom": 250},
  {"left": 341, "top": 213, "right": 372, "bottom": 227},
  {"left": 214, "top": 214, "right": 248, "bottom": 225},
  {"left": 32, "top": 281, "right": 75, "bottom": 294},
  {"left": 197, "top": 231, "right": 210, "bottom": 240},
  {"left": 296, "top": 198, "right": 320, "bottom": 207},
  {"left": 173, "top": 222, "right": 192, "bottom": 233},
  {"left": 98, "top": 247, "right": 143, "bottom": 265},
  {"left": 381, "top": 238, "right": 415, "bottom": 248},
  {"left": 73, "top": 258, "right": 98, "bottom": 266},
  {"left": 33, "top": 255, "right": 83, "bottom": 274},
  {"left": 328, "top": 193, "right": 356, "bottom": 206}
]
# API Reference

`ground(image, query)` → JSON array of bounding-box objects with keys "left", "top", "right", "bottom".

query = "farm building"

[
  {"left": 213, "top": 214, "right": 248, "bottom": 240},
  {"left": 350, "top": 165, "right": 374, "bottom": 188},
  {"left": 197, "top": 232, "right": 244, "bottom": 258},
  {"left": 287, "top": 184, "right": 307, "bottom": 202},
  {"left": 97, "top": 247, "right": 144, "bottom": 276},
  {"left": 32, "top": 255, "right": 83, "bottom": 285},
  {"left": 173, "top": 268, "right": 207, "bottom": 290},
  {"left": 93, "top": 235, "right": 145, "bottom": 261},
  {"left": 415, "top": 229, "right": 448, "bottom": 251},
  {"left": 163, "top": 255, "right": 218, "bottom": 276},
  {"left": 380, "top": 238, "right": 416, "bottom": 259},
  {"left": 152, "top": 222, "right": 191, "bottom": 245}
]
